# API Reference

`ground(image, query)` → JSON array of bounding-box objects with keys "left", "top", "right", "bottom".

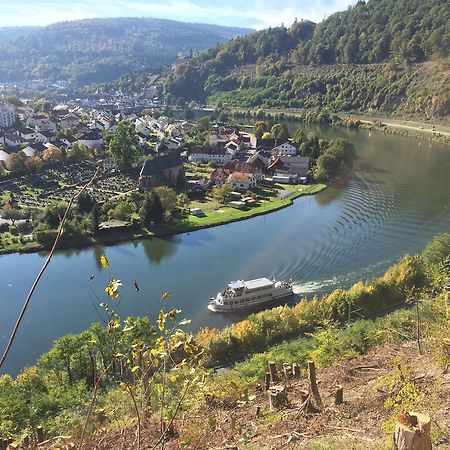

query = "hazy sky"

[{"left": 4, "top": 0, "right": 356, "bottom": 29}]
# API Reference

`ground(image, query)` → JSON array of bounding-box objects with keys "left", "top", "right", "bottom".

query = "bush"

[{"left": 198, "top": 255, "right": 427, "bottom": 366}]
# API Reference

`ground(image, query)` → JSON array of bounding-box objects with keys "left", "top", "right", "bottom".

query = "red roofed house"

[{"left": 227, "top": 172, "right": 257, "bottom": 190}]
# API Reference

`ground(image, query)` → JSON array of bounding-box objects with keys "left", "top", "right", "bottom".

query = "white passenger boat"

[{"left": 208, "top": 277, "right": 293, "bottom": 312}]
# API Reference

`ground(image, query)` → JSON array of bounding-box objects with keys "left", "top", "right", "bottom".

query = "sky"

[{"left": 2, "top": 0, "right": 356, "bottom": 29}]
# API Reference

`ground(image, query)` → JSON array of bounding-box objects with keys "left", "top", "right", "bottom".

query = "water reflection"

[
  {"left": 1, "top": 125, "right": 450, "bottom": 376},
  {"left": 142, "top": 236, "right": 179, "bottom": 264}
]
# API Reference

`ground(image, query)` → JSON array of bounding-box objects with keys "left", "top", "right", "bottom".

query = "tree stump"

[
  {"left": 0, "top": 439, "right": 8, "bottom": 450},
  {"left": 283, "top": 362, "right": 292, "bottom": 381},
  {"left": 255, "top": 405, "right": 261, "bottom": 417},
  {"left": 292, "top": 363, "right": 301, "bottom": 378},
  {"left": 300, "top": 389, "right": 309, "bottom": 404},
  {"left": 36, "top": 426, "right": 44, "bottom": 444},
  {"left": 268, "top": 385, "right": 287, "bottom": 411},
  {"left": 393, "top": 411, "right": 431, "bottom": 450},
  {"left": 307, "top": 360, "right": 323, "bottom": 409},
  {"left": 268, "top": 361, "right": 278, "bottom": 383},
  {"left": 264, "top": 372, "right": 271, "bottom": 391},
  {"left": 334, "top": 385, "right": 344, "bottom": 405}
]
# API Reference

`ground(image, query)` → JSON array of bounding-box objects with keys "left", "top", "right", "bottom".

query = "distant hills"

[
  {"left": 166, "top": 0, "right": 449, "bottom": 118},
  {"left": 0, "top": 18, "right": 253, "bottom": 84},
  {"left": 0, "top": 26, "right": 40, "bottom": 43}
]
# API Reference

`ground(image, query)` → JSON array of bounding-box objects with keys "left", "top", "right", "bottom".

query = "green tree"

[
  {"left": 176, "top": 193, "right": 190, "bottom": 213},
  {"left": 154, "top": 186, "right": 178, "bottom": 218},
  {"left": 77, "top": 192, "right": 95, "bottom": 214},
  {"left": 68, "top": 143, "right": 88, "bottom": 162},
  {"left": 184, "top": 105, "right": 195, "bottom": 121},
  {"left": 6, "top": 153, "right": 25, "bottom": 173},
  {"left": 140, "top": 191, "right": 164, "bottom": 226},
  {"left": 1, "top": 209, "right": 25, "bottom": 226},
  {"left": 109, "top": 121, "right": 140, "bottom": 171},
  {"left": 422, "top": 234, "right": 450, "bottom": 270},
  {"left": 212, "top": 184, "right": 233, "bottom": 204}
]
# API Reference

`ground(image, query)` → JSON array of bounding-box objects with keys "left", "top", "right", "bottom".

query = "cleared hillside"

[{"left": 166, "top": 0, "right": 450, "bottom": 118}]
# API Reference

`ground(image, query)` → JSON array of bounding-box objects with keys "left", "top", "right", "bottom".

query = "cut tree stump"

[
  {"left": 283, "top": 362, "right": 292, "bottom": 381},
  {"left": 393, "top": 411, "right": 431, "bottom": 450},
  {"left": 307, "top": 360, "right": 323, "bottom": 409},
  {"left": 268, "top": 385, "right": 287, "bottom": 411},
  {"left": 300, "top": 389, "right": 309, "bottom": 404},
  {"left": 334, "top": 385, "right": 344, "bottom": 405},
  {"left": 37, "top": 426, "right": 45, "bottom": 443},
  {"left": 264, "top": 372, "right": 271, "bottom": 391},
  {"left": 292, "top": 363, "right": 301, "bottom": 378},
  {"left": 268, "top": 361, "right": 278, "bottom": 383}
]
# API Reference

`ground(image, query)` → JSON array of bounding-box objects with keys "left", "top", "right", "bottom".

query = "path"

[{"left": 341, "top": 114, "right": 450, "bottom": 137}]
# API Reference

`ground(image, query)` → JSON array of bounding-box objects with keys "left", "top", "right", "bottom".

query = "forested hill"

[
  {"left": 0, "top": 27, "right": 39, "bottom": 43},
  {"left": 0, "top": 18, "right": 253, "bottom": 84},
  {"left": 166, "top": 0, "right": 450, "bottom": 118}
]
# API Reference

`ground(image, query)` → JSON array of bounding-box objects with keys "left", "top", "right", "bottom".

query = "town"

[{"left": 0, "top": 95, "right": 332, "bottom": 254}]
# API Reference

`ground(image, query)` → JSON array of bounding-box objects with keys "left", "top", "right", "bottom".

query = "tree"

[
  {"left": 6, "top": 153, "right": 25, "bottom": 172},
  {"left": 5, "top": 96, "right": 23, "bottom": 107},
  {"left": 24, "top": 156, "right": 44, "bottom": 173},
  {"left": 140, "top": 191, "right": 164, "bottom": 226},
  {"left": 212, "top": 184, "right": 233, "bottom": 205},
  {"left": 42, "top": 201, "right": 68, "bottom": 229},
  {"left": 196, "top": 116, "right": 210, "bottom": 132},
  {"left": 1, "top": 208, "right": 25, "bottom": 226},
  {"left": 176, "top": 193, "right": 190, "bottom": 213},
  {"left": 271, "top": 123, "right": 290, "bottom": 140},
  {"left": 109, "top": 121, "right": 140, "bottom": 171},
  {"left": 109, "top": 200, "right": 135, "bottom": 221},
  {"left": 184, "top": 106, "right": 194, "bottom": 121},
  {"left": 154, "top": 186, "right": 177, "bottom": 218},
  {"left": 68, "top": 143, "right": 88, "bottom": 162},
  {"left": 422, "top": 233, "right": 450, "bottom": 269},
  {"left": 77, "top": 192, "right": 96, "bottom": 214},
  {"left": 43, "top": 145, "right": 62, "bottom": 163}
]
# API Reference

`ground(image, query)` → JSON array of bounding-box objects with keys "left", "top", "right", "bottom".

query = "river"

[{"left": 1, "top": 125, "right": 450, "bottom": 376}]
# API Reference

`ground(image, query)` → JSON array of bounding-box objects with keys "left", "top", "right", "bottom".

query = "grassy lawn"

[
  {"left": 0, "top": 183, "right": 326, "bottom": 254},
  {"left": 159, "top": 183, "right": 326, "bottom": 235}
]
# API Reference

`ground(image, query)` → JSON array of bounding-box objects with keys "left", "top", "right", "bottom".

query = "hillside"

[
  {"left": 166, "top": 0, "right": 450, "bottom": 118},
  {"left": 0, "top": 234, "right": 449, "bottom": 449},
  {"left": 0, "top": 18, "right": 253, "bottom": 84},
  {"left": 0, "top": 27, "right": 39, "bottom": 43}
]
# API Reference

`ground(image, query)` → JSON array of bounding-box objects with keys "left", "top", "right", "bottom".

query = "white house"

[
  {"left": 226, "top": 172, "right": 257, "bottom": 190},
  {"left": 26, "top": 114, "right": 57, "bottom": 132},
  {"left": 20, "top": 146, "right": 36, "bottom": 158},
  {"left": 188, "top": 148, "right": 232, "bottom": 164},
  {"left": 0, "top": 104, "right": 16, "bottom": 128},
  {"left": 60, "top": 113, "right": 80, "bottom": 129},
  {"left": 0, "top": 150, "right": 10, "bottom": 165},
  {"left": 77, "top": 130, "right": 104, "bottom": 149},
  {"left": 272, "top": 142, "right": 297, "bottom": 157},
  {"left": 4, "top": 132, "right": 28, "bottom": 147}
]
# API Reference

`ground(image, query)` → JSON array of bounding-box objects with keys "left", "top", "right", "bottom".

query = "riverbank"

[
  {"left": 0, "top": 183, "right": 326, "bottom": 256},
  {"left": 231, "top": 108, "right": 450, "bottom": 145}
]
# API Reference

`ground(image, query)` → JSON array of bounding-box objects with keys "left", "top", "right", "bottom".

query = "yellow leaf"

[
  {"left": 100, "top": 255, "right": 110, "bottom": 269},
  {"left": 105, "top": 278, "right": 122, "bottom": 299},
  {"left": 161, "top": 291, "right": 171, "bottom": 301}
]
